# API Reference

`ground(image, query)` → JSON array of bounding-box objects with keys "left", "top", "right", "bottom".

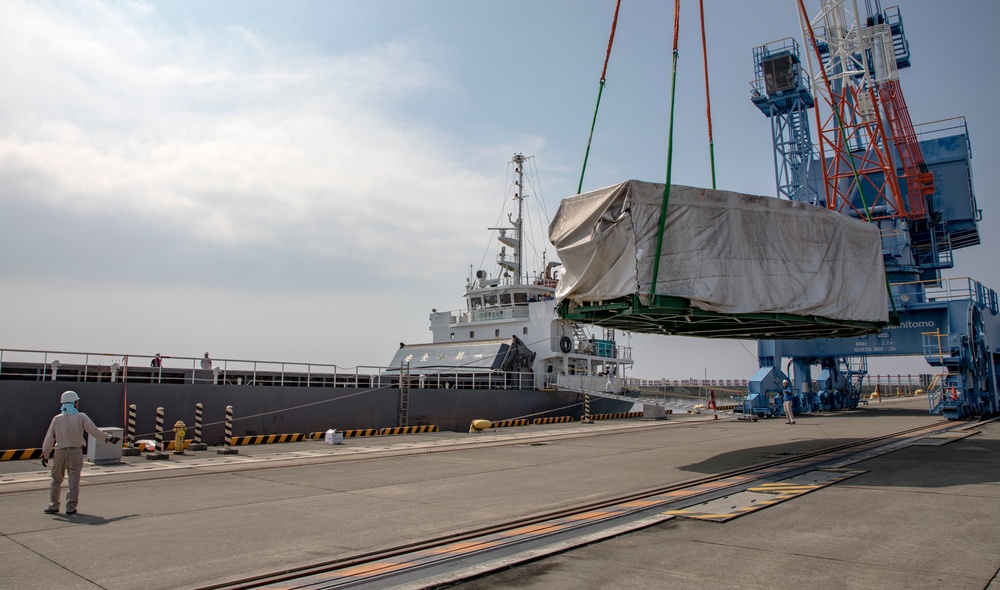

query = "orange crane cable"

[
  {"left": 672, "top": 0, "right": 680, "bottom": 52},
  {"left": 601, "top": 0, "right": 622, "bottom": 82},
  {"left": 699, "top": 0, "right": 716, "bottom": 189},
  {"left": 578, "top": 0, "right": 623, "bottom": 194}
]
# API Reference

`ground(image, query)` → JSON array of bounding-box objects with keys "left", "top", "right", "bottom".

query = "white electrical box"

[
  {"left": 86, "top": 427, "right": 124, "bottom": 465},
  {"left": 324, "top": 429, "right": 344, "bottom": 445}
]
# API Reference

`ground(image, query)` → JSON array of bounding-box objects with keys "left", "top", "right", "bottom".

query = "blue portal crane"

[{"left": 747, "top": 0, "right": 999, "bottom": 420}]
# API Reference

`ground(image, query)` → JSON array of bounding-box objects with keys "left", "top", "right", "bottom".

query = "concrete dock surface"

[{"left": 1, "top": 396, "right": 998, "bottom": 590}]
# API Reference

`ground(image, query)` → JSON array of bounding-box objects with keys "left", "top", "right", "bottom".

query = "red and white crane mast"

[{"left": 796, "top": 0, "right": 911, "bottom": 222}]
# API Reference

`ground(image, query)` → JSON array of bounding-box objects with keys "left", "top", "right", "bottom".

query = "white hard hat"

[
  {"left": 782, "top": 379, "right": 789, "bottom": 384},
  {"left": 60, "top": 390, "right": 80, "bottom": 403}
]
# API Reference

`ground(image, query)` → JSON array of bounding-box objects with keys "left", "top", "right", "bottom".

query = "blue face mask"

[{"left": 60, "top": 402, "right": 78, "bottom": 415}]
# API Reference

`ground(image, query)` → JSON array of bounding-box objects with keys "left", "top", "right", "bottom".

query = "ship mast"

[
  {"left": 511, "top": 153, "right": 525, "bottom": 286},
  {"left": 494, "top": 153, "right": 527, "bottom": 285}
]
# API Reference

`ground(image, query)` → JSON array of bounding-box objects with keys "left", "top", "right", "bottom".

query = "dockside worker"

[
  {"left": 41, "top": 391, "right": 120, "bottom": 515},
  {"left": 781, "top": 379, "right": 796, "bottom": 425}
]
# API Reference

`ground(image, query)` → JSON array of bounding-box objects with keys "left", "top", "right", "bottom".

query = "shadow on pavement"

[
  {"left": 679, "top": 430, "right": 1000, "bottom": 489},
  {"left": 51, "top": 513, "right": 140, "bottom": 526}
]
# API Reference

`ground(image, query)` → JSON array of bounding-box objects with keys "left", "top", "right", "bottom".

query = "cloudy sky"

[{"left": 2, "top": 0, "right": 998, "bottom": 379}]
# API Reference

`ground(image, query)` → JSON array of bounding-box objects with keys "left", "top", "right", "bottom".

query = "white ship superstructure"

[{"left": 409, "top": 154, "right": 634, "bottom": 394}]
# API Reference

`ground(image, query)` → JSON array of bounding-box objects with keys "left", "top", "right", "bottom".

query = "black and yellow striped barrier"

[
  {"left": 3, "top": 444, "right": 190, "bottom": 459},
  {"left": 378, "top": 425, "right": 440, "bottom": 436},
  {"left": 230, "top": 433, "right": 310, "bottom": 446},
  {"left": 486, "top": 419, "right": 529, "bottom": 429},
  {"left": 1, "top": 448, "right": 43, "bottom": 461},
  {"left": 588, "top": 411, "right": 644, "bottom": 421},
  {"left": 342, "top": 429, "right": 378, "bottom": 438},
  {"left": 532, "top": 416, "right": 573, "bottom": 425},
  {"left": 232, "top": 428, "right": 389, "bottom": 446},
  {"left": 2, "top": 425, "right": 441, "bottom": 457},
  {"left": 306, "top": 429, "right": 380, "bottom": 440}
]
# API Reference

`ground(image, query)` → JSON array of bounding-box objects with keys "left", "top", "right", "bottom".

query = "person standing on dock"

[
  {"left": 41, "top": 391, "right": 121, "bottom": 514},
  {"left": 781, "top": 379, "right": 796, "bottom": 424}
]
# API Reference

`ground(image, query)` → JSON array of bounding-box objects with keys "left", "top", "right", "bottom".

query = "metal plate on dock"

[
  {"left": 664, "top": 468, "right": 867, "bottom": 522},
  {"left": 747, "top": 467, "right": 867, "bottom": 494},
  {"left": 911, "top": 430, "right": 979, "bottom": 446}
]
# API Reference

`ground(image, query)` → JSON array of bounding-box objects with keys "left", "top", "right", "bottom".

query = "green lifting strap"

[
  {"left": 578, "top": 81, "right": 606, "bottom": 195},
  {"left": 650, "top": 1, "right": 682, "bottom": 301},
  {"left": 578, "top": 0, "right": 621, "bottom": 194}
]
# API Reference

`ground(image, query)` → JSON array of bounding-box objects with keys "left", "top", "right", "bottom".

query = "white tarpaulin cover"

[{"left": 549, "top": 181, "right": 888, "bottom": 323}]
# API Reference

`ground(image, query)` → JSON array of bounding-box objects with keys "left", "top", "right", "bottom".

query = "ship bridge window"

[
  {"left": 469, "top": 297, "right": 483, "bottom": 310},
  {"left": 514, "top": 293, "right": 528, "bottom": 305},
  {"left": 484, "top": 294, "right": 498, "bottom": 307},
  {"left": 500, "top": 293, "right": 512, "bottom": 306}
]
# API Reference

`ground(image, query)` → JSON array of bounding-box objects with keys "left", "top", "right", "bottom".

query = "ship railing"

[
  {"left": 614, "top": 343, "right": 633, "bottom": 362},
  {"left": 0, "top": 348, "right": 392, "bottom": 389},
  {"left": 573, "top": 338, "right": 633, "bottom": 362},
  {"left": 401, "top": 370, "right": 533, "bottom": 390},
  {"left": 557, "top": 374, "right": 623, "bottom": 395}
]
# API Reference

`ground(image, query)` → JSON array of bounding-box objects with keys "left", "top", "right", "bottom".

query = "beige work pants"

[
  {"left": 48, "top": 447, "right": 84, "bottom": 511},
  {"left": 783, "top": 400, "right": 795, "bottom": 423}
]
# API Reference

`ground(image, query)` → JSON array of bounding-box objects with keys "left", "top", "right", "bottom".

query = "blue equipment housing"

[{"left": 749, "top": 5, "right": 999, "bottom": 420}]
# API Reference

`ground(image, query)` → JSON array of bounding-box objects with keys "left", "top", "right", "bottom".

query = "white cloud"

[{"left": 0, "top": 0, "right": 493, "bottom": 282}]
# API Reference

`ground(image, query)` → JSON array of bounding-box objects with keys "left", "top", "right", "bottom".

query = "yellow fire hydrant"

[{"left": 173, "top": 420, "right": 187, "bottom": 454}]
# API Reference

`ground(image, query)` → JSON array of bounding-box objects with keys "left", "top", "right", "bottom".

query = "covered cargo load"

[{"left": 549, "top": 181, "right": 888, "bottom": 325}]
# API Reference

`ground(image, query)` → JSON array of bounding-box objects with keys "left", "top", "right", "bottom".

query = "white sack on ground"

[{"left": 548, "top": 180, "right": 888, "bottom": 323}]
